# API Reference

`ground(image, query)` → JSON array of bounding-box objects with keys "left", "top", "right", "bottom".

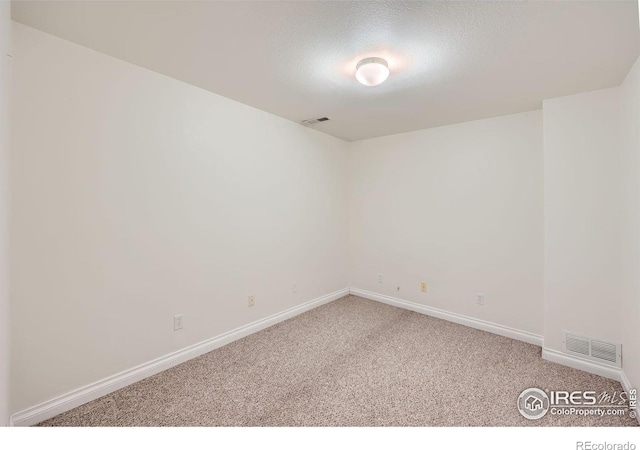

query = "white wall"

[
  {"left": 543, "top": 88, "right": 625, "bottom": 354},
  {"left": 10, "top": 23, "right": 349, "bottom": 413},
  {"left": 0, "top": 0, "right": 11, "bottom": 427},
  {"left": 541, "top": 6, "right": 639, "bottom": 381},
  {"left": 620, "top": 55, "right": 640, "bottom": 391},
  {"left": 349, "top": 111, "right": 544, "bottom": 336}
]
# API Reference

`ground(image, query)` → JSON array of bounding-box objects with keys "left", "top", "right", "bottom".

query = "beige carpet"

[{"left": 39, "top": 295, "right": 638, "bottom": 426}]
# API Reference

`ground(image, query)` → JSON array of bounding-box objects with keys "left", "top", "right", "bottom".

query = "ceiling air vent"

[
  {"left": 563, "top": 331, "right": 621, "bottom": 368},
  {"left": 301, "top": 117, "right": 330, "bottom": 125}
]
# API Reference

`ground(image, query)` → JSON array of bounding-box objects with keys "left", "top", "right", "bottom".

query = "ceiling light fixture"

[{"left": 355, "top": 57, "right": 390, "bottom": 87}]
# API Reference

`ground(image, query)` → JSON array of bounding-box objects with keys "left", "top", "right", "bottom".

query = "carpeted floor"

[{"left": 39, "top": 295, "right": 638, "bottom": 426}]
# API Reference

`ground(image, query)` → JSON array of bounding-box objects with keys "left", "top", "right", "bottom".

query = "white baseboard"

[
  {"left": 349, "top": 288, "right": 543, "bottom": 347},
  {"left": 541, "top": 347, "right": 622, "bottom": 381},
  {"left": 10, "top": 288, "right": 349, "bottom": 427},
  {"left": 620, "top": 369, "right": 633, "bottom": 394}
]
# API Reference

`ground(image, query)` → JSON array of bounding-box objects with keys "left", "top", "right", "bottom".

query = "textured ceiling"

[{"left": 11, "top": 1, "right": 640, "bottom": 141}]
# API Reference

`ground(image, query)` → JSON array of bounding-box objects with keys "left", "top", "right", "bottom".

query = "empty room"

[{"left": 1, "top": 0, "right": 640, "bottom": 447}]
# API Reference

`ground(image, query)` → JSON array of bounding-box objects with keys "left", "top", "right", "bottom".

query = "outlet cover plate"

[{"left": 174, "top": 314, "right": 184, "bottom": 331}]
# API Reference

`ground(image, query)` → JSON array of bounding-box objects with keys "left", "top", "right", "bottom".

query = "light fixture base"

[{"left": 356, "top": 57, "right": 388, "bottom": 71}]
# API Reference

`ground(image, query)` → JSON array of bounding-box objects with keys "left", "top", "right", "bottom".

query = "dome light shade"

[{"left": 355, "top": 57, "right": 390, "bottom": 87}]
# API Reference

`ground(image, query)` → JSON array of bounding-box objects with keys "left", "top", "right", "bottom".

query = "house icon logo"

[
  {"left": 525, "top": 395, "right": 543, "bottom": 411},
  {"left": 518, "top": 388, "right": 550, "bottom": 420}
]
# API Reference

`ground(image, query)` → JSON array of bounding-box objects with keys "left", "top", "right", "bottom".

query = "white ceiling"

[{"left": 11, "top": 1, "right": 640, "bottom": 141}]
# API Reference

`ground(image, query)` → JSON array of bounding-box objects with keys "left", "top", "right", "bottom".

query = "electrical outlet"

[
  {"left": 292, "top": 283, "right": 297, "bottom": 293},
  {"left": 248, "top": 295, "right": 255, "bottom": 307},
  {"left": 421, "top": 282, "right": 427, "bottom": 293},
  {"left": 476, "top": 294, "right": 485, "bottom": 306},
  {"left": 174, "top": 314, "right": 184, "bottom": 331},
  {"left": 378, "top": 273, "right": 383, "bottom": 283}
]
